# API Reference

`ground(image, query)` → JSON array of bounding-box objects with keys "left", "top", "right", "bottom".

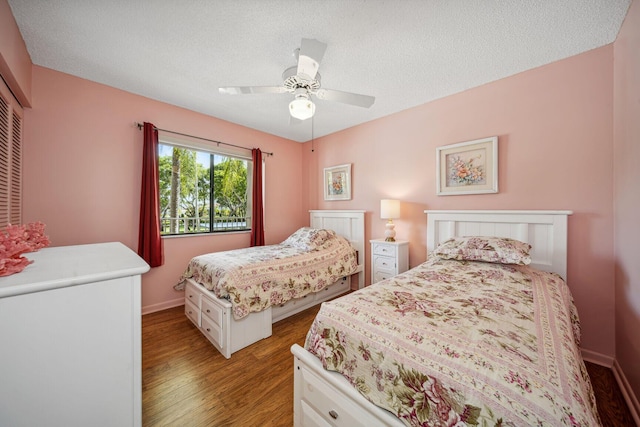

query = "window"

[
  {"left": 0, "top": 78, "right": 23, "bottom": 228},
  {"left": 158, "top": 143, "right": 252, "bottom": 235}
]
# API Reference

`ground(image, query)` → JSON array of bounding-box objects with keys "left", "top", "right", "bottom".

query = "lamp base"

[{"left": 384, "top": 220, "right": 396, "bottom": 242}]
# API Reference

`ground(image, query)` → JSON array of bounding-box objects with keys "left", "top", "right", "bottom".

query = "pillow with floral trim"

[
  {"left": 434, "top": 236, "right": 532, "bottom": 265},
  {"left": 282, "top": 227, "right": 335, "bottom": 251}
]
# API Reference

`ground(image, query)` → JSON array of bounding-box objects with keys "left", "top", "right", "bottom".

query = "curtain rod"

[{"left": 136, "top": 123, "right": 273, "bottom": 156}]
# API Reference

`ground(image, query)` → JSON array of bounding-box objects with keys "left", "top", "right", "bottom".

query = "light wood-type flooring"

[{"left": 142, "top": 305, "right": 636, "bottom": 427}]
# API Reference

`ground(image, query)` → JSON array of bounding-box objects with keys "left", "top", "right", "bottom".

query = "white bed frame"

[
  {"left": 185, "top": 209, "right": 365, "bottom": 359},
  {"left": 291, "top": 210, "right": 572, "bottom": 426}
]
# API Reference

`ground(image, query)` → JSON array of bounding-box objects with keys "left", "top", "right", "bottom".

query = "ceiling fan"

[{"left": 219, "top": 38, "right": 375, "bottom": 121}]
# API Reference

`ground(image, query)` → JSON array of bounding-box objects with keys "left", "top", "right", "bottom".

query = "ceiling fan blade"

[
  {"left": 315, "top": 88, "right": 375, "bottom": 108},
  {"left": 297, "top": 38, "right": 327, "bottom": 80},
  {"left": 219, "top": 86, "right": 287, "bottom": 95}
]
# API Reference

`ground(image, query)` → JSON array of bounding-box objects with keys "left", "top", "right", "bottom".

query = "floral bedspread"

[
  {"left": 178, "top": 232, "right": 357, "bottom": 319},
  {"left": 305, "top": 258, "right": 601, "bottom": 427}
]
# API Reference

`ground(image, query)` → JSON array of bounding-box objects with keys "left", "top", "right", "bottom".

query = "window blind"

[{"left": 0, "top": 78, "right": 23, "bottom": 228}]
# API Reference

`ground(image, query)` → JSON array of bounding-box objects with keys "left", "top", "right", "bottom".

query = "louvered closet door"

[{"left": 0, "top": 78, "right": 23, "bottom": 228}]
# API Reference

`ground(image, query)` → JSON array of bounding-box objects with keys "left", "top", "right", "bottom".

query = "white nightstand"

[{"left": 370, "top": 239, "right": 409, "bottom": 284}]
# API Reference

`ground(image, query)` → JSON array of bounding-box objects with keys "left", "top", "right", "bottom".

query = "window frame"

[{"left": 157, "top": 135, "right": 253, "bottom": 237}]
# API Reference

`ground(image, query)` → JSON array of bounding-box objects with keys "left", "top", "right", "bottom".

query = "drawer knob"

[
  {"left": 206, "top": 309, "right": 210, "bottom": 313},
  {"left": 206, "top": 328, "right": 211, "bottom": 332},
  {"left": 189, "top": 295, "right": 192, "bottom": 298},
  {"left": 329, "top": 410, "right": 338, "bottom": 419}
]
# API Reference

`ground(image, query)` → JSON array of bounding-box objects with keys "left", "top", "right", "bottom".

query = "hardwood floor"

[
  {"left": 586, "top": 363, "right": 637, "bottom": 426},
  {"left": 142, "top": 305, "right": 319, "bottom": 426},
  {"left": 142, "top": 305, "right": 636, "bottom": 426}
]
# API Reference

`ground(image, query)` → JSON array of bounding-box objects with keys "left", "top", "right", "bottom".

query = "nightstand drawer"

[
  {"left": 370, "top": 239, "right": 409, "bottom": 285},
  {"left": 373, "top": 255, "right": 395, "bottom": 273},
  {"left": 372, "top": 243, "right": 397, "bottom": 257},
  {"left": 373, "top": 271, "right": 393, "bottom": 283}
]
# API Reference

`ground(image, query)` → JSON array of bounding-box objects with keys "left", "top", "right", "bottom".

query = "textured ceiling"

[{"left": 8, "top": 0, "right": 631, "bottom": 142}]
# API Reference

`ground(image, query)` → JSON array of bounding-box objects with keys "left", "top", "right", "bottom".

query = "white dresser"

[
  {"left": 370, "top": 239, "right": 409, "bottom": 284},
  {"left": 0, "top": 242, "right": 150, "bottom": 427}
]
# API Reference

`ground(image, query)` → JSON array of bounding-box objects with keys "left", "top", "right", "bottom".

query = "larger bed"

[{"left": 292, "top": 210, "right": 601, "bottom": 426}]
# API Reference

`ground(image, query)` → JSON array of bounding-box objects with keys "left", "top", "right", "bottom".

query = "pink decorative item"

[{"left": 0, "top": 222, "right": 51, "bottom": 277}]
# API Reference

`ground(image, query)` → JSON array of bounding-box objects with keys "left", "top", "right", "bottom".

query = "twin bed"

[
  {"left": 179, "top": 209, "right": 600, "bottom": 426},
  {"left": 179, "top": 210, "right": 365, "bottom": 358},
  {"left": 292, "top": 210, "right": 601, "bottom": 426}
]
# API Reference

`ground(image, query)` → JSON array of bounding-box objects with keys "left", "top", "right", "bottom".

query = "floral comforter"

[
  {"left": 179, "top": 232, "right": 357, "bottom": 319},
  {"left": 305, "top": 257, "right": 601, "bottom": 427}
]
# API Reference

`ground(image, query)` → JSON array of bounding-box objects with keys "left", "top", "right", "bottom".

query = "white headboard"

[
  {"left": 310, "top": 210, "right": 366, "bottom": 289},
  {"left": 425, "top": 210, "right": 573, "bottom": 279}
]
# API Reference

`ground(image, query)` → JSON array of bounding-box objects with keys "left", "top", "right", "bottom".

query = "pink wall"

[
  {"left": 22, "top": 66, "right": 307, "bottom": 313},
  {"left": 2, "top": 0, "right": 632, "bottom": 380},
  {"left": 0, "top": 0, "right": 32, "bottom": 106},
  {"left": 304, "top": 46, "right": 616, "bottom": 358},
  {"left": 614, "top": 0, "right": 640, "bottom": 409}
]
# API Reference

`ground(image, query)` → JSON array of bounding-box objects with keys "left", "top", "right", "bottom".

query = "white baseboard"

[
  {"left": 581, "top": 348, "right": 640, "bottom": 425},
  {"left": 581, "top": 348, "right": 614, "bottom": 367},
  {"left": 142, "top": 297, "right": 184, "bottom": 315},
  {"left": 612, "top": 359, "right": 640, "bottom": 426}
]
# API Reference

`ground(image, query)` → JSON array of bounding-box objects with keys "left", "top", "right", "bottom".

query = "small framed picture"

[
  {"left": 323, "top": 164, "right": 352, "bottom": 200},
  {"left": 436, "top": 136, "right": 498, "bottom": 196}
]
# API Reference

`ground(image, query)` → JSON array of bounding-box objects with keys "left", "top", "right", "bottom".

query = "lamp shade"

[
  {"left": 380, "top": 199, "right": 400, "bottom": 219},
  {"left": 289, "top": 98, "right": 315, "bottom": 120}
]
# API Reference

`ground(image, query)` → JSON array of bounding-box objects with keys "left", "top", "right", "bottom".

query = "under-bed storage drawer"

[
  {"left": 315, "top": 277, "right": 350, "bottom": 300},
  {"left": 201, "top": 297, "right": 224, "bottom": 327},
  {"left": 200, "top": 294, "right": 226, "bottom": 349},
  {"left": 201, "top": 312, "right": 223, "bottom": 347},
  {"left": 299, "top": 364, "right": 367, "bottom": 426},
  {"left": 274, "top": 293, "right": 313, "bottom": 317},
  {"left": 184, "top": 282, "right": 200, "bottom": 307},
  {"left": 272, "top": 277, "right": 350, "bottom": 322},
  {"left": 185, "top": 299, "right": 200, "bottom": 327}
]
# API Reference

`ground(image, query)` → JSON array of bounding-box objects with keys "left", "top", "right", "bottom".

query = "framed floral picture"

[
  {"left": 436, "top": 136, "right": 498, "bottom": 195},
  {"left": 323, "top": 164, "right": 352, "bottom": 200}
]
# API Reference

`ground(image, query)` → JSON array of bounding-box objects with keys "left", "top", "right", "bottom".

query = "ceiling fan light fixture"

[{"left": 289, "top": 97, "right": 315, "bottom": 120}]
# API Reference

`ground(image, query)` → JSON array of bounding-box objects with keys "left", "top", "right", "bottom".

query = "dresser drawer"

[
  {"left": 201, "top": 296, "right": 224, "bottom": 327},
  {"left": 373, "top": 255, "right": 395, "bottom": 273},
  {"left": 372, "top": 243, "right": 397, "bottom": 257},
  {"left": 185, "top": 299, "right": 200, "bottom": 327}
]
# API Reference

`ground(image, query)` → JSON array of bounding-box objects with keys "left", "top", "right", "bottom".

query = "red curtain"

[
  {"left": 138, "top": 122, "right": 163, "bottom": 267},
  {"left": 250, "top": 148, "right": 265, "bottom": 246}
]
